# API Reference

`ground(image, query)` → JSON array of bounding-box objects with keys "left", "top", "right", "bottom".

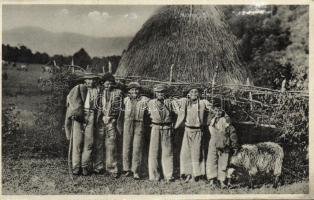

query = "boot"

[
  {"left": 166, "top": 176, "right": 175, "bottom": 183},
  {"left": 219, "top": 180, "right": 227, "bottom": 189},
  {"left": 133, "top": 173, "right": 140, "bottom": 180},
  {"left": 72, "top": 168, "right": 81, "bottom": 175},
  {"left": 123, "top": 171, "right": 133, "bottom": 177},
  {"left": 82, "top": 167, "right": 90, "bottom": 176},
  {"left": 184, "top": 175, "right": 192, "bottom": 183},
  {"left": 208, "top": 179, "right": 217, "bottom": 188},
  {"left": 112, "top": 172, "right": 120, "bottom": 179}
]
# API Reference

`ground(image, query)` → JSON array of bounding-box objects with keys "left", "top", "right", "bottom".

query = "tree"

[
  {"left": 18, "top": 45, "right": 33, "bottom": 63},
  {"left": 33, "top": 52, "right": 50, "bottom": 64},
  {"left": 73, "top": 48, "right": 92, "bottom": 69},
  {"left": 276, "top": 5, "right": 309, "bottom": 90},
  {"left": 221, "top": 5, "right": 294, "bottom": 89},
  {"left": 52, "top": 54, "right": 72, "bottom": 66}
]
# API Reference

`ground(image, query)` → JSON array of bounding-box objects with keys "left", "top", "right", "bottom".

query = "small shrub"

[{"left": 2, "top": 104, "right": 20, "bottom": 138}]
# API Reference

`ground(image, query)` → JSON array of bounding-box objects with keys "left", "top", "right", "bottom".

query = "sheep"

[{"left": 228, "top": 142, "right": 284, "bottom": 188}]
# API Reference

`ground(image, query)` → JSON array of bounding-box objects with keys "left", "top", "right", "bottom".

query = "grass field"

[
  {"left": 2, "top": 63, "right": 309, "bottom": 195},
  {"left": 2, "top": 157, "right": 308, "bottom": 195}
]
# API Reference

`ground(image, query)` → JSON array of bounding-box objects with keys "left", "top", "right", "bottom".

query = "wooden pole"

[
  {"left": 108, "top": 61, "right": 112, "bottom": 74},
  {"left": 247, "top": 77, "right": 253, "bottom": 110},
  {"left": 281, "top": 79, "right": 286, "bottom": 92},
  {"left": 169, "top": 64, "right": 174, "bottom": 84},
  {"left": 211, "top": 64, "right": 219, "bottom": 104}
]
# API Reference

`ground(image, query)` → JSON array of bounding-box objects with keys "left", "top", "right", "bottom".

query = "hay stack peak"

[{"left": 116, "top": 5, "right": 250, "bottom": 84}]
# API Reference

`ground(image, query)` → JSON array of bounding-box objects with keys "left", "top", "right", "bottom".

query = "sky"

[{"left": 3, "top": 5, "right": 161, "bottom": 38}]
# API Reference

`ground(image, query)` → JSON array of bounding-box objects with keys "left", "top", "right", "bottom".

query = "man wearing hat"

[
  {"left": 122, "top": 82, "right": 149, "bottom": 180},
  {"left": 174, "top": 85, "right": 213, "bottom": 182},
  {"left": 147, "top": 83, "right": 177, "bottom": 182},
  {"left": 93, "top": 73, "right": 123, "bottom": 178},
  {"left": 65, "top": 73, "right": 100, "bottom": 176}
]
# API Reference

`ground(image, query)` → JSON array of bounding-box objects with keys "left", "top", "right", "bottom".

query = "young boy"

[
  {"left": 122, "top": 82, "right": 149, "bottom": 180},
  {"left": 206, "top": 107, "right": 238, "bottom": 188}
]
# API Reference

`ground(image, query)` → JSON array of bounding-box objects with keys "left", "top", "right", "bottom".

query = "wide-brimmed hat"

[
  {"left": 127, "top": 82, "right": 141, "bottom": 90},
  {"left": 187, "top": 84, "right": 203, "bottom": 93},
  {"left": 75, "top": 72, "right": 101, "bottom": 80},
  {"left": 102, "top": 73, "right": 116, "bottom": 83},
  {"left": 154, "top": 84, "right": 168, "bottom": 92}
]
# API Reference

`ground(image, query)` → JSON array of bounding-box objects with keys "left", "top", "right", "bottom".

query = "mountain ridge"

[{"left": 3, "top": 26, "right": 132, "bottom": 57}]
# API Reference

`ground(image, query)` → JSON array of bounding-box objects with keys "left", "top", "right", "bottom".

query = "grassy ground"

[
  {"left": 2, "top": 63, "right": 309, "bottom": 195},
  {"left": 2, "top": 157, "right": 309, "bottom": 195}
]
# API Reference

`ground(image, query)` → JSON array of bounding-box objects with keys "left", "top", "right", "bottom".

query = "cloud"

[
  {"left": 102, "top": 12, "right": 111, "bottom": 18},
  {"left": 88, "top": 11, "right": 111, "bottom": 21},
  {"left": 55, "top": 8, "right": 69, "bottom": 16},
  {"left": 88, "top": 11, "right": 102, "bottom": 20},
  {"left": 124, "top": 12, "right": 138, "bottom": 20}
]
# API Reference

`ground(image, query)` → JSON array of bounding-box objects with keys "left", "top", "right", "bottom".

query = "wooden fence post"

[
  {"left": 169, "top": 64, "right": 174, "bottom": 85},
  {"left": 211, "top": 64, "right": 219, "bottom": 104},
  {"left": 281, "top": 79, "right": 286, "bottom": 92},
  {"left": 108, "top": 61, "right": 112, "bottom": 74},
  {"left": 247, "top": 77, "right": 253, "bottom": 110}
]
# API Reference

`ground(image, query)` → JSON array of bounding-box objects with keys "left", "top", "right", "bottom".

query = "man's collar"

[{"left": 130, "top": 95, "right": 141, "bottom": 100}]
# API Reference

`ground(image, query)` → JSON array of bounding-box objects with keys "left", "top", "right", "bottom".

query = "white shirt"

[
  {"left": 84, "top": 88, "right": 98, "bottom": 109},
  {"left": 185, "top": 102, "right": 201, "bottom": 127}
]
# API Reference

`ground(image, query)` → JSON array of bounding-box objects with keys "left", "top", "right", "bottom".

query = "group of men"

[{"left": 64, "top": 73, "right": 239, "bottom": 188}]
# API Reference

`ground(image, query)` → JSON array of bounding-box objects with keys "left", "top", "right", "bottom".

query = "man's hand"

[
  {"left": 103, "top": 116, "right": 111, "bottom": 124},
  {"left": 233, "top": 147, "right": 239, "bottom": 156},
  {"left": 66, "top": 134, "right": 70, "bottom": 141},
  {"left": 71, "top": 115, "right": 84, "bottom": 123}
]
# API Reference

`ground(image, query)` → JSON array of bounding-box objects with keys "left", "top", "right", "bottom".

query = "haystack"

[{"left": 116, "top": 5, "right": 250, "bottom": 84}]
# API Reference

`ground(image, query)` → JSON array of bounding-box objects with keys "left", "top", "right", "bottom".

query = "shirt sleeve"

[
  {"left": 147, "top": 100, "right": 152, "bottom": 115},
  {"left": 171, "top": 98, "right": 182, "bottom": 114},
  {"left": 204, "top": 99, "right": 213, "bottom": 111}
]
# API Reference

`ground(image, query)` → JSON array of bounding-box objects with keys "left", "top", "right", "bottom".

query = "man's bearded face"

[
  {"left": 104, "top": 80, "right": 113, "bottom": 90},
  {"left": 189, "top": 89, "right": 199, "bottom": 100},
  {"left": 84, "top": 79, "right": 95, "bottom": 88},
  {"left": 155, "top": 91, "right": 165, "bottom": 100},
  {"left": 129, "top": 88, "right": 140, "bottom": 99}
]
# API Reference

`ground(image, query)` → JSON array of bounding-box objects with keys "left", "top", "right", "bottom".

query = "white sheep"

[{"left": 228, "top": 142, "right": 284, "bottom": 188}]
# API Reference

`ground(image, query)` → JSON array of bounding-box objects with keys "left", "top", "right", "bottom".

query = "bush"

[
  {"left": 34, "top": 68, "right": 78, "bottom": 157},
  {"left": 220, "top": 88, "right": 309, "bottom": 180},
  {"left": 2, "top": 104, "right": 20, "bottom": 138}
]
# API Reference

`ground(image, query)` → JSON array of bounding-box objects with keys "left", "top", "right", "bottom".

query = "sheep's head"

[
  {"left": 226, "top": 167, "right": 245, "bottom": 186},
  {"left": 230, "top": 148, "right": 245, "bottom": 167}
]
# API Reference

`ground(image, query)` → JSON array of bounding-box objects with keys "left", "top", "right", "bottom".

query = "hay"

[{"left": 116, "top": 5, "right": 250, "bottom": 85}]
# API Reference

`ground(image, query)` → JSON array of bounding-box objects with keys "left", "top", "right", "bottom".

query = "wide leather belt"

[
  {"left": 151, "top": 122, "right": 172, "bottom": 126},
  {"left": 185, "top": 125, "right": 202, "bottom": 129},
  {"left": 84, "top": 109, "right": 96, "bottom": 113}
]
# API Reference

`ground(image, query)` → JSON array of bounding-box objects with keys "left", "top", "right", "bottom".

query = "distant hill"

[{"left": 3, "top": 26, "right": 132, "bottom": 57}]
